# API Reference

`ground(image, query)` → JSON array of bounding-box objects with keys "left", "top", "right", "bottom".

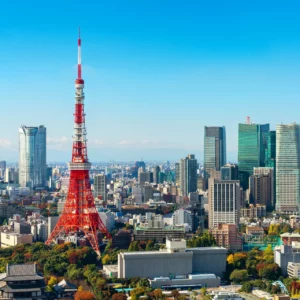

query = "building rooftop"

[
  {"left": 135, "top": 225, "right": 185, "bottom": 231},
  {"left": 4, "top": 264, "right": 43, "bottom": 282},
  {"left": 281, "top": 233, "right": 300, "bottom": 238}
]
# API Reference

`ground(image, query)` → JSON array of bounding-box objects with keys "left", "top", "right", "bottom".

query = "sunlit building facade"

[
  {"left": 19, "top": 125, "right": 46, "bottom": 188},
  {"left": 276, "top": 124, "right": 300, "bottom": 213}
]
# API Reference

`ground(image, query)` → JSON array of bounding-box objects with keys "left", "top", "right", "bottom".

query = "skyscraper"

[
  {"left": 204, "top": 126, "right": 226, "bottom": 177},
  {"left": 208, "top": 179, "right": 240, "bottom": 229},
  {"left": 0, "top": 161, "right": 6, "bottom": 170},
  {"left": 276, "top": 124, "right": 300, "bottom": 213},
  {"left": 265, "top": 131, "right": 276, "bottom": 168},
  {"left": 19, "top": 125, "right": 46, "bottom": 188},
  {"left": 179, "top": 154, "right": 198, "bottom": 196},
  {"left": 153, "top": 165, "right": 161, "bottom": 184},
  {"left": 265, "top": 131, "right": 276, "bottom": 206},
  {"left": 249, "top": 167, "right": 274, "bottom": 211},
  {"left": 94, "top": 174, "right": 107, "bottom": 201},
  {"left": 238, "top": 121, "right": 270, "bottom": 189}
]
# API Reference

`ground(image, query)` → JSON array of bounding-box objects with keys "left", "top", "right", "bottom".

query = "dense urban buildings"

[
  {"left": 204, "top": 126, "right": 226, "bottom": 178},
  {"left": 19, "top": 125, "right": 47, "bottom": 188},
  {"left": 276, "top": 123, "right": 300, "bottom": 213},
  {"left": 221, "top": 164, "right": 239, "bottom": 180}
]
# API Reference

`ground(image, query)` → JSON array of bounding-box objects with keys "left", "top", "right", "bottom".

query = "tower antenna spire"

[{"left": 78, "top": 27, "right": 82, "bottom": 80}]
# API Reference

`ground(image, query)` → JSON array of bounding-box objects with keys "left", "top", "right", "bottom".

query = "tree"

[
  {"left": 112, "top": 294, "right": 127, "bottom": 300},
  {"left": 146, "top": 240, "right": 155, "bottom": 251},
  {"left": 257, "top": 263, "right": 281, "bottom": 280},
  {"left": 187, "top": 233, "right": 216, "bottom": 248},
  {"left": 44, "top": 255, "right": 69, "bottom": 276},
  {"left": 153, "top": 289, "right": 163, "bottom": 299},
  {"left": 67, "top": 264, "right": 83, "bottom": 281},
  {"left": 102, "top": 254, "right": 111, "bottom": 265},
  {"left": 171, "top": 290, "right": 180, "bottom": 299},
  {"left": 138, "top": 278, "right": 150, "bottom": 288},
  {"left": 130, "top": 287, "right": 146, "bottom": 300},
  {"left": 128, "top": 241, "right": 140, "bottom": 252},
  {"left": 241, "top": 282, "right": 252, "bottom": 293},
  {"left": 45, "top": 276, "right": 58, "bottom": 292},
  {"left": 263, "top": 245, "right": 274, "bottom": 263},
  {"left": 230, "top": 269, "right": 248, "bottom": 283},
  {"left": 74, "top": 291, "right": 96, "bottom": 300}
]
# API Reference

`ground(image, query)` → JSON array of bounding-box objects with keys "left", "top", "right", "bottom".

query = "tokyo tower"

[{"left": 46, "top": 30, "right": 109, "bottom": 255}]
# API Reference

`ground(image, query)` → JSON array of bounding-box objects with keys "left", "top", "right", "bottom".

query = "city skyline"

[{"left": 2, "top": 1, "right": 300, "bottom": 162}]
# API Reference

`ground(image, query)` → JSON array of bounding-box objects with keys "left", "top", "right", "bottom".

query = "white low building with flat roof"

[{"left": 117, "top": 238, "right": 227, "bottom": 286}]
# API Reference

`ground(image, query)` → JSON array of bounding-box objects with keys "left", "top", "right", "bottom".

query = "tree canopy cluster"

[
  {"left": 186, "top": 232, "right": 216, "bottom": 248},
  {"left": 227, "top": 246, "right": 282, "bottom": 294}
]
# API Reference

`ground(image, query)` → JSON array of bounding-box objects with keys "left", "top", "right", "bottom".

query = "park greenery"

[
  {"left": 227, "top": 245, "right": 281, "bottom": 283},
  {"left": 186, "top": 232, "right": 216, "bottom": 248},
  {"left": 0, "top": 241, "right": 190, "bottom": 299}
]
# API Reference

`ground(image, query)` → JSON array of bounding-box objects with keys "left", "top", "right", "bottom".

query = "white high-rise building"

[
  {"left": 208, "top": 179, "right": 240, "bottom": 229},
  {"left": 19, "top": 125, "right": 46, "bottom": 188},
  {"left": 276, "top": 124, "right": 300, "bottom": 213}
]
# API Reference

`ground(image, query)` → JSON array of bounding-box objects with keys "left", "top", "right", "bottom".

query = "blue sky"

[{"left": 1, "top": 0, "right": 300, "bottom": 162}]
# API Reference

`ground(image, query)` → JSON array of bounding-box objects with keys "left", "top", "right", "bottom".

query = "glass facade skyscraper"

[
  {"left": 265, "top": 131, "right": 276, "bottom": 168},
  {"left": 276, "top": 124, "right": 300, "bottom": 213},
  {"left": 19, "top": 125, "right": 46, "bottom": 188},
  {"left": 204, "top": 126, "right": 226, "bottom": 177},
  {"left": 238, "top": 123, "right": 270, "bottom": 189}
]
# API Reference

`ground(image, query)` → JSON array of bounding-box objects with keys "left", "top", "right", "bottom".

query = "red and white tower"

[{"left": 46, "top": 30, "right": 109, "bottom": 255}]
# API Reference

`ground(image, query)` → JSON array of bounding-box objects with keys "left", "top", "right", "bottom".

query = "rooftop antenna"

[{"left": 77, "top": 27, "right": 82, "bottom": 80}]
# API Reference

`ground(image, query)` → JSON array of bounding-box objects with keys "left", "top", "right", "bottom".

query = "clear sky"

[{"left": 1, "top": 0, "right": 300, "bottom": 163}]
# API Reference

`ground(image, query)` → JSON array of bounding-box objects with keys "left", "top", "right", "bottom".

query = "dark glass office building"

[{"left": 238, "top": 123, "right": 270, "bottom": 189}]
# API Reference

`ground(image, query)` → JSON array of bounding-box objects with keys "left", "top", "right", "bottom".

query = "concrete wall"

[
  {"left": 150, "top": 277, "right": 221, "bottom": 289},
  {"left": 118, "top": 251, "right": 193, "bottom": 278},
  {"left": 189, "top": 248, "right": 227, "bottom": 277}
]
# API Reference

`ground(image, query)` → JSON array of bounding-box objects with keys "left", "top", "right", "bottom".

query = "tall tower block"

[{"left": 46, "top": 31, "right": 109, "bottom": 255}]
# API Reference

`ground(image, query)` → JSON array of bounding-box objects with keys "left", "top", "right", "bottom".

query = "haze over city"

[{"left": 2, "top": 1, "right": 300, "bottom": 162}]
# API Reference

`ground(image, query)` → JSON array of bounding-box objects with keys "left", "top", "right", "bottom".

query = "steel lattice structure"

[{"left": 46, "top": 30, "right": 109, "bottom": 255}]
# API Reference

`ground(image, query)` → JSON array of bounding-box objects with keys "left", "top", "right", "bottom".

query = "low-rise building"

[
  {"left": 134, "top": 224, "right": 185, "bottom": 243},
  {"left": 240, "top": 205, "right": 266, "bottom": 218},
  {"left": 210, "top": 224, "right": 242, "bottom": 252},
  {"left": 150, "top": 273, "right": 220, "bottom": 289},
  {"left": 290, "top": 215, "right": 300, "bottom": 229},
  {"left": 246, "top": 226, "right": 265, "bottom": 236},
  {"left": 98, "top": 209, "right": 115, "bottom": 232},
  {"left": 281, "top": 233, "right": 300, "bottom": 245},
  {"left": 287, "top": 262, "right": 300, "bottom": 279},
  {"left": 112, "top": 230, "right": 132, "bottom": 250},
  {"left": 118, "top": 238, "right": 227, "bottom": 280},
  {"left": 53, "top": 279, "right": 77, "bottom": 299},
  {"left": 0, "top": 232, "right": 33, "bottom": 248},
  {"left": 274, "top": 245, "right": 300, "bottom": 276},
  {"left": 0, "top": 264, "right": 45, "bottom": 299}
]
